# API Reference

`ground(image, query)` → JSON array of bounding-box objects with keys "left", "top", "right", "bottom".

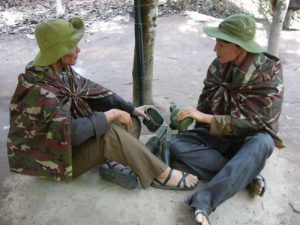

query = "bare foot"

[
  {"left": 195, "top": 210, "right": 210, "bottom": 225},
  {"left": 153, "top": 167, "right": 198, "bottom": 189}
]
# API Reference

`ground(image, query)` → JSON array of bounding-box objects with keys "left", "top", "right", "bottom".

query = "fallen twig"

[{"left": 289, "top": 202, "right": 300, "bottom": 214}]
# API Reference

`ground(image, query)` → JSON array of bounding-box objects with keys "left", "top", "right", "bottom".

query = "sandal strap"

[
  {"left": 152, "top": 169, "right": 173, "bottom": 186},
  {"left": 105, "top": 161, "right": 118, "bottom": 169},
  {"left": 104, "top": 161, "right": 132, "bottom": 175},
  {"left": 162, "top": 168, "right": 173, "bottom": 186},
  {"left": 177, "top": 171, "right": 189, "bottom": 188},
  {"left": 156, "top": 168, "right": 173, "bottom": 186}
]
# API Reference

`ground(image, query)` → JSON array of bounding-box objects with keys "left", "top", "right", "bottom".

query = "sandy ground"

[{"left": 0, "top": 13, "right": 300, "bottom": 225}]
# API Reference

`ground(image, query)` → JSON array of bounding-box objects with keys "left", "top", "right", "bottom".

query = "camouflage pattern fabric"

[
  {"left": 196, "top": 52, "right": 284, "bottom": 148},
  {"left": 7, "top": 62, "right": 113, "bottom": 180}
]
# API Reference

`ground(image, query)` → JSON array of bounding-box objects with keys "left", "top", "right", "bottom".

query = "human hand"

[
  {"left": 177, "top": 107, "right": 213, "bottom": 124},
  {"left": 132, "top": 105, "right": 156, "bottom": 120},
  {"left": 104, "top": 109, "right": 133, "bottom": 132}
]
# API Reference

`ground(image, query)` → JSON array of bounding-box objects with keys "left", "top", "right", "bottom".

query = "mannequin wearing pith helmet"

[
  {"left": 7, "top": 17, "right": 199, "bottom": 191},
  {"left": 33, "top": 17, "right": 84, "bottom": 66},
  {"left": 169, "top": 13, "right": 284, "bottom": 225}
]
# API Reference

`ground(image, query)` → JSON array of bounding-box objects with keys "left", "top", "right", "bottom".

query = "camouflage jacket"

[
  {"left": 196, "top": 53, "right": 284, "bottom": 148},
  {"left": 7, "top": 62, "right": 114, "bottom": 180}
]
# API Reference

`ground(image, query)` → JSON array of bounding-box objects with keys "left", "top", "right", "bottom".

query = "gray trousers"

[{"left": 169, "top": 127, "right": 274, "bottom": 214}]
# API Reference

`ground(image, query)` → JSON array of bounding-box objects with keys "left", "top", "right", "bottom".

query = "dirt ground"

[
  {"left": 0, "top": 0, "right": 270, "bottom": 35},
  {"left": 0, "top": 12, "right": 300, "bottom": 225}
]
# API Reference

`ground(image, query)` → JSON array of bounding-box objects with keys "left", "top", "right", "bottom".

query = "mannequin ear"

[{"left": 233, "top": 48, "right": 248, "bottom": 66}]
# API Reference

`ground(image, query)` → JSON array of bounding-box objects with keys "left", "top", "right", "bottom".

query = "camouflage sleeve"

[
  {"left": 210, "top": 115, "right": 233, "bottom": 135},
  {"left": 230, "top": 61, "right": 283, "bottom": 137}
]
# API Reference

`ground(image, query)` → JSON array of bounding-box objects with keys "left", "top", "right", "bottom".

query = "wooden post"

[{"left": 132, "top": 0, "right": 157, "bottom": 105}]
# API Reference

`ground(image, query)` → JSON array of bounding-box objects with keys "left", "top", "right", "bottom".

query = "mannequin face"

[
  {"left": 62, "top": 46, "right": 81, "bottom": 66},
  {"left": 214, "top": 39, "right": 244, "bottom": 64},
  {"left": 51, "top": 46, "right": 81, "bottom": 73}
]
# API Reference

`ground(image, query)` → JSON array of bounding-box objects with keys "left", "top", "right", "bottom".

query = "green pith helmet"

[
  {"left": 33, "top": 17, "right": 84, "bottom": 66},
  {"left": 203, "top": 13, "right": 264, "bottom": 53},
  {"left": 169, "top": 105, "right": 193, "bottom": 132}
]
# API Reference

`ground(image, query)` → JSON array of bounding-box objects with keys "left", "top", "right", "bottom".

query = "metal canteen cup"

[
  {"left": 142, "top": 108, "right": 164, "bottom": 132},
  {"left": 169, "top": 105, "right": 193, "bottom": 132},
  {"left": 145, "top": 125, "right": 168, "bottom": 155}
]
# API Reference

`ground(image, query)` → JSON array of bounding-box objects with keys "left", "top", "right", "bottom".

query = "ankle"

[
  {"left": 157, "top": 167, "right": 170, "bottom": 180},
  {"left": 195, "top": 209, "right": 208, "bottom": 217}
]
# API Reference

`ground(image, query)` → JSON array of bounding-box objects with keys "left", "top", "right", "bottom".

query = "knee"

[
  {"left": 130, "top": 116, "right": 141, "bottom": 139},
  {"left": 247, "top": 132, "right": 275, "bottom": 157}
]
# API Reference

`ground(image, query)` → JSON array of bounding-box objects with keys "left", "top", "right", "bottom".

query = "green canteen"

[{"left": 169, "top": 105, "right": 193, "bottom": 132}]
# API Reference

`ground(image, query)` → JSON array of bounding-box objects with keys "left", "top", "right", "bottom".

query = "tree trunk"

[
  {"left": 268, "top": 0, "right": 290, "bottom": 56},
  {"left": 56, "top": 0, "right": 65, "bottom": 18},
  {"left": 132, "top": 0, "right": 157, "bottom": 106}
]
